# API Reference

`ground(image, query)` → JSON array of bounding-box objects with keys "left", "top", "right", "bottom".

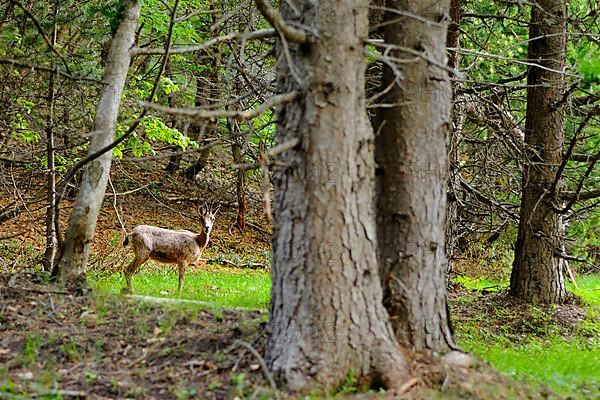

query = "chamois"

[{"left": 122, "top": 206, "right": 218, "bottom": 293}]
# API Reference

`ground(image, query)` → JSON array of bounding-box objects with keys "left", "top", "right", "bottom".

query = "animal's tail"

[{"left": 123, "top": 235, "right": 129, "bottom": 247}]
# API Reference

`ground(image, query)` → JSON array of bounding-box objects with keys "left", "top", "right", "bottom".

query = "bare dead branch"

[
  {"left": 233, "top": 138, "right": 300, "bottom": 170},
  {"left": 449, "top": 47, "right": 581, "bottom": 77},
  {"left": 0, "top": 58, "right": 102, "bottom": 83},
  {"left": 142, "top": 91, "right": 298, "bottom": 121},
  {"left": 131, "top": 29, "right": 275, "bottom": 56},
  {"left": 551, "top": 114, "right": 592, "bottom": 196},
  {"left": 255, "top": 0, "right": 307, "bottom": 44},
  {"left": 561, "top": 188, "right": 600, "bottom": 202},
  {"left": 13, "top": 1, "right": 71, "bottom": 73},
  {"left": 368, "top": 40, "right": 463, "bottom": 78}
]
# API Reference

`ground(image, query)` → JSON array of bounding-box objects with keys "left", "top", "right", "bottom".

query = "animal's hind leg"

[{"left": 123, "top": 257, "right": 147, "bottom": 293}]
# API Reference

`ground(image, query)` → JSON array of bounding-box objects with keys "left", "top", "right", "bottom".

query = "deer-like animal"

[{"left": 122, "top": 206, "right": 218, "bottom": 293}]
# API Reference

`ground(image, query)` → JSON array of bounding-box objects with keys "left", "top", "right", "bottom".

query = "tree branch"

[
  {"left": 551, "top": 114, "right": 592, "bottom": 196},
  {"left": 142, "top": 90, "right": 298, "bottom": 120},
  {"left": 561, "top": 188, "right": 600, "bottom": 202},
  {"left": 255, "top": 0, "right": 308, "bottom": 44},
  {"left": 131, "top": 29, "right": 275, "bottom": 56},
  {"left": 559, "top": 149, "right": 600, "bottom": 210},
  {"left": 0, "top": 58, "right": 102, "bottom": 83},
  {"left": 13, "top": 1, "right": 71, "bottom": 73}
]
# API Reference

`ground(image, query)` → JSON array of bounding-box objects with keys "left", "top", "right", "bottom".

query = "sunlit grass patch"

[
  {"left": 453, "top": 275, "right": 508, "bottom": 291},
  {"left": 569, "top": 274, "right": 600, "bottom": 306},
  {"left": 464, "top": 338, "right": 599, "bottom": 398},
  {"left": 89, "top": 264, "right": 271, "bottom": 310},
  {"left": 454, "top": 274, "right": 600, "bottom": 399}
]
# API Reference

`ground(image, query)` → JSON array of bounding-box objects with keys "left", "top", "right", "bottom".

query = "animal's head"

[{"left": 200, "top": 204, "right": 219, "bottom": 235}]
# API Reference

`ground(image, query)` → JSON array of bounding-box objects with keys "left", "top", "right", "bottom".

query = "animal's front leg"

[{"left": 177, "top": 262, "right": 187, "bottom": 294}]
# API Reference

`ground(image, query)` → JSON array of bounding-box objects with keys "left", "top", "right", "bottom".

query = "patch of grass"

[
  {"left": 463, "top": 337, "right": 599, "bottom": 398},
  {"left": 569, "top": 274, "right": 600, "bottom": 306},
  {"left": 455, "top": 274, "right": 600, "bottom": 399},
  {"left": 454, "top": 275, "right": 507, "bottom": 291},
  {"left": 89, "top": 265, "right": 271, "bottom": 310},
  {"left": 20, "top": 335, "right": 42, "bottom": 366}
]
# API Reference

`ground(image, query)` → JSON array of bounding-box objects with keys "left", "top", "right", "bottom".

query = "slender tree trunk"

[
  {"left": 267, "top": 0, "right": 410, "bottom": 392},
  {"left": 445, "top": 0, "right": 463, "bottom": 275},
  {"left": 54, "top": 0, "right": 140, "bottom": 284},
  {"left": 511, "top": 0, "right": 567, "bottom": 304},
  {"left": 231, "top": 137, "right": 247, "bottom": 232},
  {"left": 182, "top": 56, "right": 219, "bottom": 179},
  {"left": 43, "top": 4, "right": 59, "bottom": 270},
  {"left": 376, "top": 0, "right": 454, "bottom": 353},
  {"left": 43, "top": 71, "right": 57, "bottom": 270}
]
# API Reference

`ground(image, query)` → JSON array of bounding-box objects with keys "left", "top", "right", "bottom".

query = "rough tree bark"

[
  {"left": 510, "top": 0, "right": 568, "bottom": 304},
  {"left": 53, "top": 0, "right": 140, "bottom": 284},
  {"left": 266, "top": 0, "right": 410, "bottom": 392},
  {"left": 376, "top": 0, "right": 454, "bottom": 352}
]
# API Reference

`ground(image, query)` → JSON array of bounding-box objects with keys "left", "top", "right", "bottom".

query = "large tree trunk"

[
  {"left": 54, "top": 0, "right": 140, "bottom": 284},
  {"left": 510, "top": 0, "right": 567, "bottom": 304},
  {"left": 376, "top": 0, "right": 454, "bottom": 353},
  {"left": 267, "top": 0, "right": 410, "bottom": 392}
]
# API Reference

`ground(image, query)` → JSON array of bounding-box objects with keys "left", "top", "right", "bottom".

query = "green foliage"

[
  {"left": 337, "top": 369, "right": 359, "bottom": 394},
  {"left": 20, "top": 336, "right": 42, "bottom": 366},
  {"left": 60, "top": 341, "right": 79, "bottom": 362},
  {"left": 454, "top": 276, "right": 506, "bottom": 292},
  {"left": 569, "top": 275, "right": 600, "bottom": 306},
  {"left": 10, "top": 98, "right": 39, "bottom": 143},
  {"left": 230, "top": 373, "right": 248, "bottom": 397}
]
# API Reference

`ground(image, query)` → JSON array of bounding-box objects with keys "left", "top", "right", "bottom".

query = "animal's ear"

[
  {"left": 212, "top": 205, "right": 221, "bottom": 215},
  {"left": 199, "top": 202, "right": 209, "bottom": 215}
]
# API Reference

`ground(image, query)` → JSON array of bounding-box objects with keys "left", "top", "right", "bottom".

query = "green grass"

[
  {"left": 468, "top": 338, "right": 599, "bottom": 398},
  {"left": 89, "top": 265, "right": 271, "bottom": 310},
  {"left": 88, "top": 265, "right": 600, "bottom": 397},
  {"left": 570, "top": 274, "right": 600, "bottom": 306},
  {"left": 455, "top": 274, "right": 600, "bottom": 399},
  {"left": 454, "top": 275, "right": 508, "bottom": 291}
]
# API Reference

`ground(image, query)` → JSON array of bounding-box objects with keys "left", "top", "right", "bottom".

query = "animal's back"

[{"left": 129, "top": 225, "right": 200, "bottom": 264}]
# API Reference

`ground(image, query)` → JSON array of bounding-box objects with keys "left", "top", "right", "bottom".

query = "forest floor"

[
  {"left": 1, "top": 158, "right": 599, "bottom": 399},
  {"left": 2, "top": 270, "right": 598, "bottom": 399}
]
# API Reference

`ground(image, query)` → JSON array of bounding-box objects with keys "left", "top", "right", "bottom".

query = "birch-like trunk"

[{"left": 55, "top": 0, "right": 140, "bottom": 284}]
